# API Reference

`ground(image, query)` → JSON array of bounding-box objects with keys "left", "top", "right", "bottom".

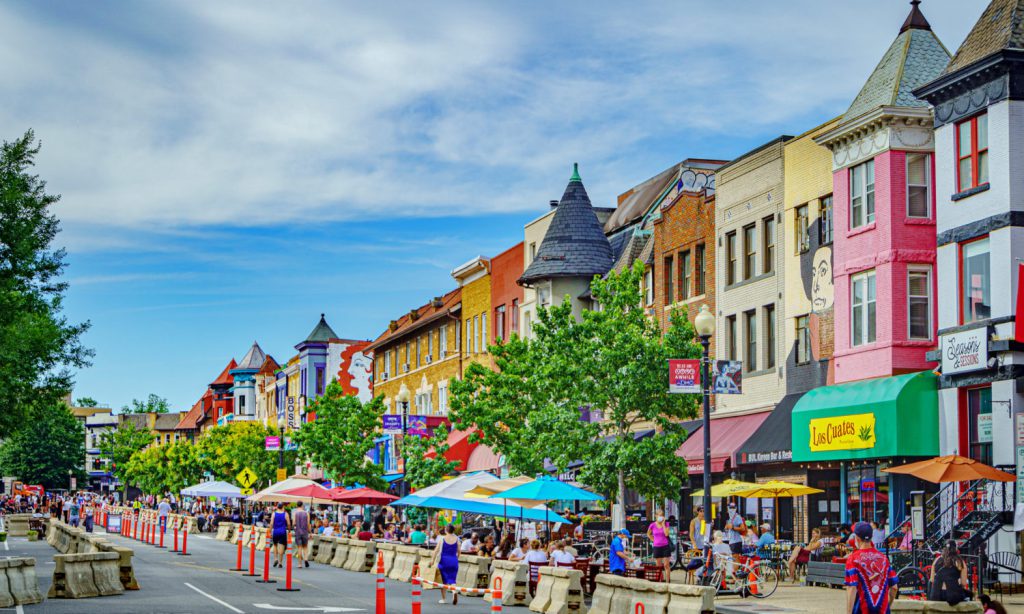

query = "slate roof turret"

[
  {"left": 518, "top": 164, "right": 615, "bottom": 286},
  {"left": 235, "top": 342, "right": 267, "bottom": 371},
  {"left": 942, "top": 0, "right": 1024, "bottom": 75},
  {"left": 302, "top": 314, "right": 338, "bottom": 344}
]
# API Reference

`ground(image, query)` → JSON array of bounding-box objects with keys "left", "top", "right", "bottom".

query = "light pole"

[
  {"left": 693, "top": 304, "right": 716, "bottom": 553},
  {"left": 396, "top": 384, "right": 411, "bottom": 496},
  {"left": 277, "top": 416, "right": 286, "bottom": 473}
]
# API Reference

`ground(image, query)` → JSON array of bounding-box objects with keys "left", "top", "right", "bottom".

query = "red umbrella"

[
  {"left": 277, "top": 484, "right": 338, "bottom": 505},
  {"left": 330, "top": 487, "right": 399, "bottom": 506}
]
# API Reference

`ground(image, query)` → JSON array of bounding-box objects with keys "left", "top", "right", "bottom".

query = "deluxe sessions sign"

[
  {"left": 809, "top": 413, "right": 876, "bottom": 452},
  {"left": 941, "top": 326, "right": 988, "bottom": 375}
]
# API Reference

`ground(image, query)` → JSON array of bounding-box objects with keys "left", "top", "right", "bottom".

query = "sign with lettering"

[
  {"left": 286, "top": 396, "right": 298, "bottom": 429},
  {"left": 265, "top": 436, "right": 280, "bottom": 451},
  {"left": 740, "top": 450, "right": 793, "bottom": 464},
  {"left": 978, "top": 413, "right": 993, "bottom": 443},
  {"left": 668, "top": 359, "right": 701, "bottom": 394},
  {"left": 941, "top": 326, "right": 988, "bottom": 375},
  {"left": 808, "top": 413, "right": 876, "bottom": 452},
  {"left": 406, "top": 415, "right": 429, "bottom": 437},
  {"left": 382, "top": 414, "right": 403, "bottom": 435}
]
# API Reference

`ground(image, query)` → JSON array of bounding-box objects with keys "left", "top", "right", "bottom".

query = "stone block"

[
  {"left": 88, "top": 552, "right": 124, "bottom": 596},
  {"left": 344, "top": 539, "right": 369, "bottom": 571},
  {"left": 543, "top": 567, "right": 583, "bottom": 614},
  {"left": 215, "top": 523, "right": 231, "bottom": 541},
  {"left": 5, "top": 558, "right": 42, "bottom": 606},
  {"left": 378, "top": 542, "right": 397, "bottom": 576},
  {"left": 316, "top": 537, "right": 337, "bottom": 565},
  {"left": 457, "top": 555, "right": 490, "bottom": 596},
  {"left": 6, "top": 514, "right": 30, "bottom": 537},
  {"left": 923, "top": 603, "right": 982, "bottom": 613},
  {"left": 111, "top": 546, "right": 139, "bottom": 590},
  {"left": 489, "top": 559, "right": 530, "bottom": 606},
  {"left": 891, "top": 602, "right": 928, "bottom": 612},
  {"left": 389, "top": 545, "right": 422, "bottom": 582}
]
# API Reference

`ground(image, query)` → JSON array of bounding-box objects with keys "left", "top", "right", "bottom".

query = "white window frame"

[
  {"left": 480, "top": 312, "right": 487, "bottom": 350},
  {"left": 644, "top": 268, "right": 654, "bottom": 305},
  {"left": 906, "top": 153, "right": 931, "bottom": 219},
  {"left": 851, "top": 270, "right": 877, "bottom": 346},
  {"left": 465, "top": 319, "right": 471, "bottom": 354},
  {"left": 437, "top": 382, "right": 448, "bottom": 414},
  {"left": 440, "top": 325, "right": 448, "bottom": 356},
  {"left": 850, "top": 159, "right": 876, "bottom": 229},
  {"left": 907, "top": 265, "right": 932, "bottom": 340}
]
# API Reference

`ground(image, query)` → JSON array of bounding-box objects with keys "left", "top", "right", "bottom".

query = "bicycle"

[{"left": 702, "top": 551, "right": 780, "bottom": 599}]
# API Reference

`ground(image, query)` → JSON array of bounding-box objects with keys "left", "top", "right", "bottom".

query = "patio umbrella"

[
  {"left": 247, "top": 477, "right": 324, "bottom": 503},
  {"left": 491, "top": 475, "right": 603, "bottom": 540},
  {"left": 180, "top": 480, "right": 245, "bottom": 499},
  {"left": 730, "top": 480, "right": 825, "bottom": 535},
  {"left": 277, "top": 484, "right": 340, "bottom": 506},
  {"left": 331, "top": 487, "right": 399, "bottom": 506},
  {"left": 392, "top": 472, "right": 569, "bottom": 524},
  {"left": 466, "top": 476, "right": 539, "bottom": 539},
  {"left": 883, "top": 455, "right": 1015, "bottom": 484},
  {"left": 689, "top": 479, "right": 759, "bottom": 498}
]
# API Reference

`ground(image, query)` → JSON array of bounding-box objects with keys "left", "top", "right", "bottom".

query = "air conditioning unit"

[
  {"left": 425, "top": 355, "right": 433, "bottom": 364},
  {"left": 381, "top": 372, "right": 389, "bottom": 382},
  {"left": 404, "top": 363, "right": 411, "bottom": 372}
]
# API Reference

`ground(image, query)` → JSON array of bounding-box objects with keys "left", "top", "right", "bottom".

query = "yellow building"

[{"left": 451, "top": 256, "right": 492, "bottom": 373}]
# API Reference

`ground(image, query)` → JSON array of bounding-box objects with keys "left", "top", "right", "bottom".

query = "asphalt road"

[{"left": 2, "top": 526, "right": 494, "bottom": 614}]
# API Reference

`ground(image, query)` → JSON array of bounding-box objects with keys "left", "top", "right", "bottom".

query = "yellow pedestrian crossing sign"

[
  {"left": 240, "top": 487, "right": 254, "bottom": 496},
  {"left": 236, "top": 467, "right": 258, "bottom": 489}
]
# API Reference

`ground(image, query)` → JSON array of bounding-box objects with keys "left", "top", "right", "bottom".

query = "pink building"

[{"left": 816, "top": 2, "right": 947, "bottom": 383}]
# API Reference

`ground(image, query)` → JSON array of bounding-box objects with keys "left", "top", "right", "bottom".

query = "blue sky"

[{"left": 1, "top": 0, "right": 984, "bottom": 411}]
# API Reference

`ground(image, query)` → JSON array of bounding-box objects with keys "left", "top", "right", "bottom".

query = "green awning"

[{"left": 791, "top": 371, "right": 938, "bottom": 462}]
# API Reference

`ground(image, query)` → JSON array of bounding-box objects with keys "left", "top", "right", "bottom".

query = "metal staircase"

[{"left": 922, "top": 478, "right": 1014, "bottom": 554}]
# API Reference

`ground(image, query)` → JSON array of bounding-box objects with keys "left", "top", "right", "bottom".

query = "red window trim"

[
  {"left": 957, "top": 384, "right": 991, "bottom": 459},
  {"left": 955, "top": 113, "right": 988, "bottom": 192},
  {"left": 957, "top": 234, "right": 989, "bottom": 325}
]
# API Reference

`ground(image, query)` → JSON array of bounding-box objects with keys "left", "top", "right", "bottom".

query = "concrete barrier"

[
  {"left": 316, "top": 536, "right": 337, "bottom": 565},
  {"left": 489, "top": 559, "right": 530, "bottom": 606},
  {"left": 241, "top": 525, "right": 254, "bottom": 547},
  {"left": 344, "top": 539, "right": 377, "bottom": 572},
  {"left": 891, "top": 602, "right": 982, "bottom": 613},
  {"left": 588, "top": 574, "right": 713, "bottom": 614},
  {"left": 255, "top": 528, "right": 269, "bottom": 551},
  {"left": 389, "top": 545, "right": 425, "bottom": 583},
  {"left": 49, "top": 552, "right": 124, "bottom": 599},
  {"left": 331, "top": 538, "right": 351, "bottom": 568},
  {"left": 377, "top": 543, "right": 397, "bottom": 576},
  {"left": 5, "top": 514, "right": 31, "bottom": 537},
  {"left": 0, "top": 557, "right": 44, "bottom": 606},
  {"left": 102, "top": 545, "right": 139, "bottom": 591},
  {"left": 456, "top": 555, "right": 491, "bottom": 597},
  {"left": 666, "top": 582, "right": 715, "bottom": 614},
  {"left": 215, "top": 522, "right": 231, "bottom": 541}
]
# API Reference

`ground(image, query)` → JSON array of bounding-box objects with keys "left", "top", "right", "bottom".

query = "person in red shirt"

[{"left": 845, "top": 522, "right": 897, "bottom": 614}]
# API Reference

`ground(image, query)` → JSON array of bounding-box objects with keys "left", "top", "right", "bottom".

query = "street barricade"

[
  {"left": 308, "top": 534, "right": 322, "bottom": 560},
  {"left": 588, "top": 574, "right": 714, "bottom": 614},
  {"left": 316, "top": 536, "right": 337, "bottom": 565},
  {"left": 255, "top": 528, "right": 269, "bottom": 551},
  {"left": 215, "top": 522, "right": 233, "bottom": 541},
  {"left": 377, "top": 542, "right": 397, "bottom": 576},
  {"left": 5, "top": 514, "right": 31, "bottom": 537},
  {"left": 389, "top": 545, "right": 424, "bottom": 583},
  {"left": 331, "top": 538, "right": 351, "bottom": 568},
  {"left": 891, "top": 602, "right": 982, "bottom": 613},
  {"left": 0, "top": 557, "right": 44, "bottom": 606},
  {"left": 488, "top": 559, "right": 530, "bottom": 606},
  {"left": 48, "top": 552, "right": 124, "bottom": 599},
  {"left": 344, "top": 539, "right": 377, "bottom": 572},
  {"left": 456, "top": 554, "right": 491, "bottom": 597}
]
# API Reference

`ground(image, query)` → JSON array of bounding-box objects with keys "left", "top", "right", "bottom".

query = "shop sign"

[
  {"left": 712, "top": 360, "right": 743, "bottom": 394},
  {"left": 382, "top": 414, "right": 403, "bottom": 435},
  {"left": 860, "top": 477, "right": 875, "bottom": 492},
  {"left": 941, "top": 326, "right": 988, "bottom": 375},
  {"left": 265, "top": 436, "right": 280, "bottom": 451},
  {"left": 669, "top": 359, "right": 701, "bottom": 394},
  {"left": 740, "top": 450, "right": 793, "bottom": 464},
  {"left": 286, "top": 396, "right": 297, "bottom": 429},
  {"left": 809, "top": 413, "right": 876, "bottom": 452},
  {"left": 978, "top": 413, "right": 993, "bottom": 443}
]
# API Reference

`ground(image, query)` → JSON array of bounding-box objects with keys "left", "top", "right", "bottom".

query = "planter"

[
  {"left": 26, "top": 530, "right": 38, "bottom": 542},
  {"left": 0, "top": 532, "right": 7, "bottom": 542}
]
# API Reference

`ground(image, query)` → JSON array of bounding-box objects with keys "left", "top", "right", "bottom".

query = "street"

[{"left": 2, "top": 529, "right": 493, "bottom": 614}]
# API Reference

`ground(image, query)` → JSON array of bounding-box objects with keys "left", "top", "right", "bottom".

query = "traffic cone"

[{"left": 375, "top": 551, "right": 386, "bottom": 614}]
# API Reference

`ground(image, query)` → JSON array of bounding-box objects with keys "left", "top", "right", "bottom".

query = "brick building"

[
  {"left": 453, "top": 256, "right": 492, "bottom": 373},
  {"left": 490, "top": 242, "right": 524, "bottom": 344}
]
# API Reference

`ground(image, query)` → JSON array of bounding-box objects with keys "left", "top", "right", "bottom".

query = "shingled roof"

[
  {"left": 842, "top": 1, "right": 950, "bottom": 123},
  {"left": 943, "top": 0, "right": 1024, "bottom": 75},
  {"left": 210, "top": 359, "right": 238, "bottom": 387},
  {"left": 235, "top": 341, "right": 267, "bottom": 371},
  {"left": 302, "top": 314, "right": 338, "bottom": 344},
  {"left": 518, "top": 164, "right": 614, "bottom": 286}
]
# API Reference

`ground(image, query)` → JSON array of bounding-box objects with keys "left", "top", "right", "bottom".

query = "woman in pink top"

[{"left": 647, "top": 512, "right": 672, "bottom": 583}]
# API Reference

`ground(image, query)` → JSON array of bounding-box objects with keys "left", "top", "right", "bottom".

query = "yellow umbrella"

[
  {"left": 730, "top": 480, "right": 825, "bottom": 535},
  {"left": 465, "top": 476, "right": 535, "bottom": 498},
  {"left": 690, "top": 479, "right": 759, "bottom": 498}
]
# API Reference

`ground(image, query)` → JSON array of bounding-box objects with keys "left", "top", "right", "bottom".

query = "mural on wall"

[
  {"left": 787, "top": 216, "right": 836, "bottom": 392},
  {"left": 338, "top": 342, "right": 373, "bottom": 403}
]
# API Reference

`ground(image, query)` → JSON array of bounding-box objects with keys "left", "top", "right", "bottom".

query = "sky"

[{"left": 0, "top": 0, "right": 987, "bottom": 412}]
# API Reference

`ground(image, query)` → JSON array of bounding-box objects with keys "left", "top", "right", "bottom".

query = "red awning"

[
  {"left": 465, "top": 444, "right": 502, "bottom": 472},
  {"left": 676, "top": 411, "right": 770, "bottom": 475},
  {"left": 424, "top": 427, "right": 479, "bottom": 472}
]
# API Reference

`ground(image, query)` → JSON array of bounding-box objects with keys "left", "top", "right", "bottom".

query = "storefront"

[{"left": 791, "top": 371, "right": 939, "bottom": 529}]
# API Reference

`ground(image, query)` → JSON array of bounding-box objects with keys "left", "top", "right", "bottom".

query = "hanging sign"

[
  {"left": 668, "top": 359, "right": 701, "bottom": 394},
  {"left": 941, "top": 326, "right": 988, "bottom": 375},
  {"left": 406, "top": 415, "right": 429, "bottom": 437},
  {"left": 286, "top": 396, "right": 298, "bottom": 429},
  {"left": 265, "top": 436, "right": 281, "bottom": 451},
  {"left": 382, "top": 414, "right": 403, "bottom": 435},
  {"left": 809, "top": 413, "right": 876, "bottom": 452},
  {"left": 712, "top": 360, "right": 743, "bottom": 394}
]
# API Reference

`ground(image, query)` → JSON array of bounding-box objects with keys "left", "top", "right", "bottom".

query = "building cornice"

[
  {"left": 813, "top": 106, "right": 934, "bottom": 171},
  {"left": 914, "top": 51, "right": 1024, "bottom": 128}
]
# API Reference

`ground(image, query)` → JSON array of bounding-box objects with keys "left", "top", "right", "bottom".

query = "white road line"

[
  {"left": 16, "top": 605, "right": 24, "bottom": 614},
  {"left": 2, "top": 539, "right": 8, "bottom": 551},
  {"left": 184, "top": 582, "right": 244, "bottom": 613}
]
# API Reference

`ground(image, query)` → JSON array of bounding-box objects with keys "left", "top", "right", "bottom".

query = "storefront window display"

[
  {"left": 962, "top": 386, "right": 993, "bottom": 465},
  {"left": 845, "top": 464, "right": 890, "bottom": 525}
]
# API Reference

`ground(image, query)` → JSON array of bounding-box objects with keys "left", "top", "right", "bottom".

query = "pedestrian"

[
  {"left": 293, "top": 502, "right": 310, "bottom": 568},
  {"left": 647, "top": 511, "right": 672, "bottom": 583},
  {"left": 756, "top": 523, "right": 775, "bottom": 548},
  {"left": 62, "top": 497, "right": 72, "bottom": 524},
  {"left": 689, "top": 506, "right": 706, "bottom": 551},
  {"left": 270, "top": 503, "right": 291, "bottom": 568},
  {"left": 725, "top": 502, "right": 744, "bottom": 556},
  {"left": 845, "top": 521, "right": 896, "bottom": 614},
  {"left": 69, "top": 499, "right": 80, "bottom": 528},
  {"left": 83, "top": 499, "right": 94, "bottom": 533},
  {"left": 928, "top": 540, "right": 969, "bottom": 606},
  {"left": 980, "top": 594, "right": 1008, "bottom": 614},
  {"left": 608, "top": 529, "right": 633, "bottom": 576},
  {"left": 157, "top": 497, "right": 171, "bottom": 534},
  {"left": 431, "top": 524, "right": 461, "bottom": 605}
]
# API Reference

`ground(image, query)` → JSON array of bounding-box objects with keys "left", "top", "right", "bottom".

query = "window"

[
  {"left": 437, "top": 382, "right": 449, "bottom": 414},
  {"left": 765, "top": 304, "right": 776, "bottom": 369},
  {"left": 538, "top": 284, "right": 551, "bottom": 307},
  {"left": 850, "top": 159, "right": 876, "bottom": 228},
  {"left": 796, "top": 205, "right": 809, "bottom": 253},
  {"left": 427, "top": 328, "right": 433, "bottom": 358},
  {"left": 726, "top": 232, "right": 737, "bottom": 285},
  {"left": 726, "top": 315, "right": 737, "bottom": 360},
  {"left": 529, "top": 242, "right": 537, "bottom": 264},
  {"left": 415, "top": 336, "right": 421, "bottom": 368},
  {"left": 908, "top": 267, "right": 932, "bottom": 340},
  {"left": 495, "top": 305, "right": 506, "bottom": 342},
  {"left": 819, "top": 196, "right": 833, "bottom": 244},
  {"left": 763, "top": 216, "right": 775, "bottom": 274},
  {"left": 440, "top": 325, "right": 448, "bottom": 356},
  {"left": 663, "top": 256, "right": 674, "bottom": 305},
  {"left": 680, "top": 250, "right": 691, "bottom": 300},
  {"left": 965, "top": 386, "right": 993, "bottom": 465},
  {"left": 743, "top": 224, "right": 757, "bottom": 280},
  {"left": 961, "top": 237, "right": 991, "bottom": 324},
  {"left": 405, "top": 342, "right": 410, "bottom": 367},
  {"left": 473, "top": 315, "right": 480, "bottom": 353},
  {"left": 796, "top": 315, "right": 811, "bottom": 365},
  {"left": 315, "top": 366, "right": 325, "bottom": 396},
  {"left": 384, "top": 350, "right": 391, "bottom": 375},
  {"left": 851, "top": 270, "right": 877, "bottom": 346},
  {"left": 956, "top": 113, "right": 989, "bottom": 192},
  {"left": 695, "top": 244, "right": 706, "bottom": 295},
  {"left": 465, "top": 319, "right": 471, "bottom": 354},
  {"left": 480, "top": 312, "right": 487, "bottom": 351},
  {"left": 511, "top": 299, "right": 519, "bottom": 334},
  {"left": 644, "top": 267, "right": 654, "bottom": 304},
  {"left": 744, "top": 310, "right": 757, "bottom": 372},
  {"left": 907, "top": 154, "right": 931, "bottom": 218}
]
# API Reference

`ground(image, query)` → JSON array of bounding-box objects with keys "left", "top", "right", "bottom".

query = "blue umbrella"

[{"left": 491, "top": 476, "right": 603, "bottom": 540}]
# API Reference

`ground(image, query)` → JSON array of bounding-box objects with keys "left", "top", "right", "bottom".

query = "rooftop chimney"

[{"left": 550, "top": 199, "right": 559, "bottom": 209}]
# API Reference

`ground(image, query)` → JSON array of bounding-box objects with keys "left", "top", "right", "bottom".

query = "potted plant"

[
  {"left": 26, "top": 530, "right": 37, "bottom": 542},
  {"left": 0, "top": 531, "right": 7, "bottom": 542}
]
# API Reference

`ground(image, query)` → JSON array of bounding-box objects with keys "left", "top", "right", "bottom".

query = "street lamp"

[
  {"left": 277, "top": 416, "right": 286, "bottom": 473},
  {"left": 693, "top": 304, "right": 716, "bottom": 552},
  {"left": 396, "top": 384, "right": 411, "bottom": 495}
]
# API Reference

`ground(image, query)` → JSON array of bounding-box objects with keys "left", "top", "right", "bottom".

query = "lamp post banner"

[
  {"left": 382, "top": 414, "right": 403, "bottom": 434},
  {"left": 265, "top": 436, "right": 281, "bottom": 451},
  {"left": 668, "top": 359, "right": 701, "bottom": 394}
]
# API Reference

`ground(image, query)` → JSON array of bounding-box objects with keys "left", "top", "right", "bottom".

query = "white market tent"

[{"left": 180, "top": 480, "right": 245, "bottom": 499}]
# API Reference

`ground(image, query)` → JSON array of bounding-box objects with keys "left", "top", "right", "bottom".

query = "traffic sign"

[
  {"left": 236, "top": 467, "right": 258, "bottom": 489},
  {"left": 240, "top": 488, "right": 254, "bottom": 496},
  {"left": 276, "top": 468, "right": 287, "bottom": 483}
]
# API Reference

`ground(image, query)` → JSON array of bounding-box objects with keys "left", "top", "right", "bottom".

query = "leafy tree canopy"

[
  {"left": 74, "top": 397, "right": 99, "bottom": 407},
  {"left": 99, "top": 420, "right": 154, "bottom": 495},
  {"left": 123, "top": 441, "right": 205, "bottom": 496},
  {"left": 121, "top": 393, "right": 170, "bottom": 414},
  {"left": 197, "top": 421, "right": 298, "bottom": 490},
  {"left": 0, "top": 402, "right": 85, "bottom": 489},
  {"left": 0, "top": 130, "right": 92, "bottom": 436}
]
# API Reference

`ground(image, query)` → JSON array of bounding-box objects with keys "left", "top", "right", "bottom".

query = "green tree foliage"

[
  {"left": 121, "top": 393, "right": 170, "bottom": 414},
  {"left": 452, "top": 263, "right": 700, "bottom": 523},
  {"left": 197, "top": 421, "right": 298, "bottom": 489},
  {"left": 99, "top": 420, "right": 154, "bottom": 494},
  {"left": 0, "top": 130, "right": 92, "bottom": 437},
  {"left": 0, "top": 402, "right": 85, "bottom": 489},
  {"left": 402, "top": 424, "right": 460, "bottom": 491},
  {"left": 293, "top": 381, "right": 386, "bottom": 491},
  {"left": 122, "top": 441, "right": 205, "bottom": 495},
  {"left": 74, "top": 397, "right": 99, "bottom": 407}
]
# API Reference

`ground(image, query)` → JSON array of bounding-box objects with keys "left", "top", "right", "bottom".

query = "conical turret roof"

[
  {"left": 236, "top": 341, "right": 267, "bottom": 371},
  {"left": 943, "top": 0, "right": 1024, "bottom": 75},
  {"left": 842, "top": 0, "right": 949, "bottom": 123},
  {"left": 518, "top": 164, "right": 614, "bottom": 286},
  {"left": 303, "top": 313, "right": 338, "bottom": 344}
]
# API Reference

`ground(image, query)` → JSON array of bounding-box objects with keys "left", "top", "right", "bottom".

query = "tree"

[
  {"left": 0, "top": 130, "right": 92, "bottom": 437},
  {"left": 452, "top": 262, "right": 700, "bottom": 528},
  {"left": 74, "top": 397, "right": 99, "bottom": 407},
  {"left": 293, "top": 381, "right": 386, "bottom": 491},
  {"left": 99, "top": 420, "right": 154, "bottom": 495},
  {"left": 123, "top": 440, "right": 205, "bottom": 495},
  {"left": 121, "top": 393, "right": 170, "bottom": 414},
  {"left": 402, "top": 424, "right": 460, "bottom": 491},
  {"left": 197, "top": 422, "right": 298, "bottom": 489},
  {"left": 0, "top": 402, "right": 85, "bottom": 489}
]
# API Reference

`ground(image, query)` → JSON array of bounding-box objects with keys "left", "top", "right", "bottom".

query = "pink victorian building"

[{"left": 815, "top": 2, "right": 947, "bottom": 384}]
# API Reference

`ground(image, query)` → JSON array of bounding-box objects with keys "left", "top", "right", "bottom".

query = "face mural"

[
  {"left": 787, "top": 215, "right": 836, "bottom": 390},
  {"left": 811, "top": 246, "right": 834, "bottom": 312},
  {"left": 339, "top": 344, "right": 373, "bottom": 403}
]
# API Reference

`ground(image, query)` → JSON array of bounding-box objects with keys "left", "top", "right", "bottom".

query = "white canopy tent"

[{"left": 180, "top": 480, "right": 245, "bottom": 499}]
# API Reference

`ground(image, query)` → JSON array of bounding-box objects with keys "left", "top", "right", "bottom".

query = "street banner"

[
  {"left": 382, "top": 414, "right": 403, "bottom": 434},
  {"left": 284, "top": 437, "right": 298, "bottom": 451},
  {"left": 286, "top": 396, "right": 298, "bottom": 429},
  {"left": 668, "top": 359, "right": 701, "bottom": 394},
  {"left": 712, "top": 360, "right": 743, "bottom": 394},
  {"left": 406, "top": 415, "right": 429, "bottom": 437},
  {"left": 265, "top": 436, "right": 280, "bottom": 451}
]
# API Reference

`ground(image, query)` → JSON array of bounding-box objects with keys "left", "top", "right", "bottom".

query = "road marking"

[
  {"left": 16, "top": 605, "right": 24, "bottom": 614},
  {"left": 2, "top": 539, "right": 8, "bottom": 551},
  {"left": 253, "top": 605, "right": 364, "bottom": 612},
  {"left": 185, "top": 582, "right": 244, "bottom": 613}
]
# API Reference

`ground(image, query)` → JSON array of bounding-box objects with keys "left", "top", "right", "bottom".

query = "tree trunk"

[{"left": 612, "top": 469, "right": 627, "bottom": 531}]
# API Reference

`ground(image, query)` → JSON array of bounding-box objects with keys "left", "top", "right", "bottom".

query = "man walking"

[
  {"left": 845, "top": 521, "right": 897, "bottom": 614},
  {"left": 157, "top": 497, "right": 171, "bottom": 533},
  {"left": 293, "top": 502, "right": 310, "bottom": 568},
  {"left": 725, "top": 503, "right": 744, "bottom": 556}
]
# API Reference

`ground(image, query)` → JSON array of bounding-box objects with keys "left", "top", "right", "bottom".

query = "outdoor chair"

[
  {"left": 528, "top": 562, "right": 547, "bottom": 595},
  {"left": 987, "top": 552, "right": 1021, "bottom": 596}
]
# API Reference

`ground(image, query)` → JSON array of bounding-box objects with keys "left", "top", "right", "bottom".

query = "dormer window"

[{"left": 956, "top": 113, "right": 988, "bottom": 192}]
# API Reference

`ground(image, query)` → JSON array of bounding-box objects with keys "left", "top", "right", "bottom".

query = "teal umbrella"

[{"left": 490, "top": 476, "right": 603, "bottom": 540}]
